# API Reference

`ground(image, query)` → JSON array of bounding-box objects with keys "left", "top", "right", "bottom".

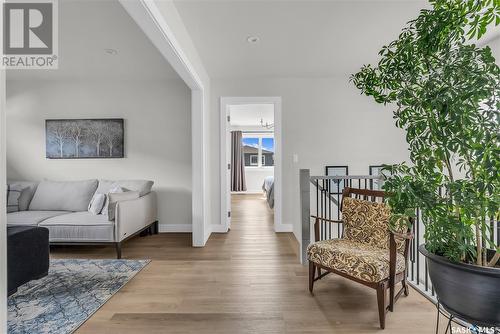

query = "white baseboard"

[
  {"left": 211, "top": 224, "right": 229, "bottom": 233},
  {"left": 274, "top": 223, "right": 293, "bottom": 233},
  {"left": 158, "top": 223, "right": 192, "bottom": 233}
]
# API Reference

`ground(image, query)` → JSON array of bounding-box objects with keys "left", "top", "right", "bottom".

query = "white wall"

[
  {"left": 6, "top": 78, "right": 192, "bottom": 231},
  {"left": 210, "top": 76, "right": 410, "bottom": 241},
  {"left": 148, "top": 0, "right": 213, "bottom": 243}
]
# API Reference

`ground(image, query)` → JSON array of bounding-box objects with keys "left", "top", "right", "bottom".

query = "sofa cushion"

[
  {"left": 8, "top": 181, "right": 39, "bottom": 211},
  {"left": 96, "top": 180, "right": 153, "bottom": 197},
  {"left": 39, "top": 211, "right": 115, "bottom": 242},
  {"left": 7, "top": 211, "right": 69, "bottom": 226},
  {"left": 29, "top": 180, "right": 98, "bottom": 212}
]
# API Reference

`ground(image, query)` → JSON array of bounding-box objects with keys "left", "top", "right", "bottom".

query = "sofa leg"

[
  {"left": 154, "top": 221, "right": 159, "bottom": 234},
  {"left": 115, "top": 242, "right": 122, "bottom": 259}
]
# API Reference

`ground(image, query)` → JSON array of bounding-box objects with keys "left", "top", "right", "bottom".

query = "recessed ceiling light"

[
  {"left": 247, "top": 36, "right": 260, "bottom": 44},
  {"left": 104, "top": 48, "right": 118, "bottom": 55}
]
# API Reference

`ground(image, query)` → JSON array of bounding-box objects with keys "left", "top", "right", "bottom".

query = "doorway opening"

[{"left": 220, "top": 97, "right": 284, "bottom": 233}]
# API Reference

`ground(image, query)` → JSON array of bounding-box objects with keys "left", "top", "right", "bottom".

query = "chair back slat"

[{"left": 340, "top": 187, "right": 386, "bottom": 211}]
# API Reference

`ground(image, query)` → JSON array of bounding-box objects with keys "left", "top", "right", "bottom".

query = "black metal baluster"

[
  {"left": 425, "top": 257, "right": 429, "bottom": 292},
  {"left": 324, "top": 178, "right": 327, "bottom": 240},
  {"left": 321, "top": 179, "right": 324, "bottom": 240},
  {"left": 416, "top": 208, "right": 420, "bottom": 285},
  {"left": 328, "top": 179, "right": 331, "bottom": 240},
  {"left": 412, "top": 214, "right": 416, "bottom": 281},
  {"left": 497, "top": 218, "right": 500, "bottom": 247},
  {"left": 316, "top": 179, "right": 319, "bottom": 240},
  {"left": 337, "top": 188, "right": 341, "bottom": 239}
]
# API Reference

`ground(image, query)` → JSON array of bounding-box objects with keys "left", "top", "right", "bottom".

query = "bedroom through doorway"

[{"left": 220, "top": 97, "right": 283, "bottom": 233}]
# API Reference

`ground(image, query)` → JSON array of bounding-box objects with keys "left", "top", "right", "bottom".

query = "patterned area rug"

[{"left": 8, "top": 259, "right": 150, "bottom": 334}]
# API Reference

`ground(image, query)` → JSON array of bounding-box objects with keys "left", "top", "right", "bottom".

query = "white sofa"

[{"left": 7, "top": 179, "right": 158, "bottom": 258}]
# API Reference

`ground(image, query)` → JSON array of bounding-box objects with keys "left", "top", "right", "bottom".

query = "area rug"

[{"left": 8, "top": 259, "right": 150, "bottom": 334}]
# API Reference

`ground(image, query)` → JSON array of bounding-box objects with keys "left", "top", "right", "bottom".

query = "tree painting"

[
  {"left": 103, "top": 122, "right": 123, "bottom": 157},
  {"left": 46, "top": 122, "right": 69, "bottom": 158},
  {"left": 45, "top": 119, "right": 124, "bottom": 159}
]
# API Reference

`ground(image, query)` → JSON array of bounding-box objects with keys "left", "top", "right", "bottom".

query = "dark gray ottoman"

[{"left": 7, "top": 225, "right": 49, "bottom": 296}]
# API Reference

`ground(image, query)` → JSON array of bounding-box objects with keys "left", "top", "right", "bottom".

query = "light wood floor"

[{"left": 51, "top": 193, "right": 441, "bottom": 333}]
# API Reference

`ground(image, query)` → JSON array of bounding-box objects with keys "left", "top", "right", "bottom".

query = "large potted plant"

[{"left": 352, "top": 0, "right": 500, "bottom": 327}]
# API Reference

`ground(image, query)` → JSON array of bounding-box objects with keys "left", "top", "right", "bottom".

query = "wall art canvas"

[
  {"left": 46, "top": 119, "right": 124, "bottom": 159},
  {"left": 369, "top": 165, "right": 392, "bottom": 190},
  {"left": 325, "top": 165, "right": 349, "bottom": 194}
]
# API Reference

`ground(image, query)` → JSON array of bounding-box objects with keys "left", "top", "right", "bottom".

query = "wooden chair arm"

[
  {"left": 389, "top": 230, "right": 414, "bottom": 240},
  {"left": 312, "top": 216, "right": 344, "bottom": 242},
  {"left": 311, "top": 216, "right": 344, "bottom": 224}
]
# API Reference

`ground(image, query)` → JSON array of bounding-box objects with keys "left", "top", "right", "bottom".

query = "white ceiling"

[
  {"left": 230, "top": 104, "right": 274, "bottom": 127},
  {"left": 173, "top": 0, "right": 429, "bottom": 78},
  {"left": 7, "top": 0, "right": 179, "bottom": 81}
]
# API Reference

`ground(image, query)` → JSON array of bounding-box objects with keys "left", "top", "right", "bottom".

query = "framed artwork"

[
  {"left": 325, "top": 165, "right": 349, "bottom": 194},
  {"left": 369, "top": 165, "right": 389, "bottom": 190},
  {"left": 46, "top": 119, "right": 124, "bottom": 159}
]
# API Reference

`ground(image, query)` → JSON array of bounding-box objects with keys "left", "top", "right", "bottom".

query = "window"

[
  {"left": 250, "top": 155, "right": 259, "bottom": 166},
  {"left": 242, "top": 135, "right": 274, "bottom": 167},
  {"left": 261, "top": 138, "right": 274, "bottom": 167}
]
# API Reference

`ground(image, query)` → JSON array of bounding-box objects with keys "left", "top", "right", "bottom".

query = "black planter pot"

[{"left": 419, "top": 244, "right": 500, "bottom": 327}]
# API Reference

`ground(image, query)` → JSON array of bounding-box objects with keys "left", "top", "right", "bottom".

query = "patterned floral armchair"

[{"left": 307, "top": 187, "right": 413, "bottom": 329}]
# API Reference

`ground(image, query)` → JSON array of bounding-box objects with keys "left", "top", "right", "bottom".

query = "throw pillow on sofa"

[
  {"left": 88, "top": 193, "right": 106, "bottom": 215},
  {"left": 96, "top": 180, "right": 153, "bottom": 197},
  {"left": 107, "top": 191, "right": 140, "bottom": 221},
  {"left": 6, "top": 184, "right": 27, "bottom": 213},
  {"left": 7, "top": 181, "right": 38, "bottom": 211},
  {"left": 101, "top": 185, "right": 124, "bottom": 215}
]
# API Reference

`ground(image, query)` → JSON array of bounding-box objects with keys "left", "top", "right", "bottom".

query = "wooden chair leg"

[
  {"left": 309, "top": 261, "right": 315, "bottom": 293},
  {"left": 389, "top": 280, "right": 395, "bottom": 312},
  {"left": 376, "top": 282, "right": 387, "bottom": 329},
  {"left": 402, "top": 278, "right": 409, "bottom": 296}
]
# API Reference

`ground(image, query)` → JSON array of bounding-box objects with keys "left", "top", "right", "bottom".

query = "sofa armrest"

[{"left": 114, "top": 191, "right": 158, "bottom": 242}]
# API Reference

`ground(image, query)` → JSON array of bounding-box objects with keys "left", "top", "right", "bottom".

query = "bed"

[{"left": 262, "top": 176, "right": 274, "bottom": 209}]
